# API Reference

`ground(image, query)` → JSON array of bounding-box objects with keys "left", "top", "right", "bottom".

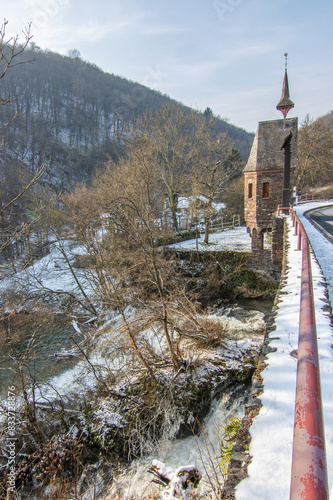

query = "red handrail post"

[
  {"left": 297, "top": 230, "right": 302, "bottom": 251},
  {"left": 290, "top": 220, "right": 328, "bottom": 500}
]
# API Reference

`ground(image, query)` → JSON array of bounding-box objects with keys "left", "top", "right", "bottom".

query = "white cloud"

[{"left": 31, "top": 11, "right": 150, "bottom": 52}]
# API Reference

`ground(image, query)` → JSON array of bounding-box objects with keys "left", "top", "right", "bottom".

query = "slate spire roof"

[{"left": 276, "top": 54, "right": 294, "bottom": 120}]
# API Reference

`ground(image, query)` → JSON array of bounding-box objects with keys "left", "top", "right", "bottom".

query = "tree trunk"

[
  {"left": 169, "top": 191, "right": 178, "bottom": 231},
  {"left": 150, "top": 249, "right": 181, "bottom": 371},
  {"left": 162, "top": 303, "right": 180, "bottom": 371},
  {"left": 204, "top": 198, "right": 213, "bottom": 244},
  {"left": 204, "top": 216, "right": 210, "bottom": 244}
]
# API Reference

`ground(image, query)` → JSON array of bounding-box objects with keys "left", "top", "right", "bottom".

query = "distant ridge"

[{"left": 0, "top": 47, "right": 254, "bottom": 190}]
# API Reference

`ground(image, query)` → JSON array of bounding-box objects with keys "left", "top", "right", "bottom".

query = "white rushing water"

[
  {"left": 106, "top": 389, "right": 248, "bottom": 499},
  {"left": 34, "top": 304, "right": 266, "bottom": 402},
  {"left": 102, "top": 305, "right": 266, "bottom": 499}
]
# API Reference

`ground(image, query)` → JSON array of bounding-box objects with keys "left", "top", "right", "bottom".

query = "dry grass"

[{"left": 179, "top": 316, "right": 227, "bottom": 349}]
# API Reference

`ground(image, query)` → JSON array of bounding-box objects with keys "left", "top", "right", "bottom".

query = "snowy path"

[{"left": 235, "top": 201, "right": 333, "bottom": 500}]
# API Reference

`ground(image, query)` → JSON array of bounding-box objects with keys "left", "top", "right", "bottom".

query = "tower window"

[
  {"left": 263, "top": 182, "right": 269, "bottom": 198},
  {"left": 248, "top": 183, "right": 253, "bottom": 198}
]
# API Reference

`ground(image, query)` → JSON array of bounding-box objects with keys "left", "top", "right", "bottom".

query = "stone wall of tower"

[
  {"left": 243, "top": 117, "right": 297, "bottom": 234},
  {"left": 244, "top": 169, "right": 286, "bottom": 233},
  {"left": 243, "top": 116, "right": 297, "bottom": 274},
  {"left": 243, "top": 172, "right": 257, "bottom": 224}
]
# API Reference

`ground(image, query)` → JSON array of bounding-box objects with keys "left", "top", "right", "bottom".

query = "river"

[
  {"left": 103, "top": 300, "right": 271, "bottom": 499},
  {"left": 0, "top": 311, "right": 83, "bottom": 399}
]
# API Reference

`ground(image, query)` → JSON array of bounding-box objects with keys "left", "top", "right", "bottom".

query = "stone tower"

[{"left": 243, "top": 56, "right": 298, "bottom": 270}]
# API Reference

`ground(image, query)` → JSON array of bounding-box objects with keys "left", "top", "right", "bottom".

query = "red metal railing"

[
  {"left": 289, "top": 208, "right": 328, "bottom": 499},
  {"left": 296, "top": 192, "right": 331, "bottom": 204}
]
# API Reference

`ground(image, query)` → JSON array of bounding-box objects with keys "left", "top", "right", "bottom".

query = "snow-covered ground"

[
  {"left": 0, "top": 239, "right": 92, "bottom": 310},
  {"left": 167, "top": 226, "right": 252, "bottom": 252},
  {"left": 235, "top": 201, "right": 333, "bottom": 500}
]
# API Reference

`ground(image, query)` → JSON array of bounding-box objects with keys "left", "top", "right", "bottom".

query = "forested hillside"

[{"left": 0, "top": 47, "right": 253, "bottom": 190}]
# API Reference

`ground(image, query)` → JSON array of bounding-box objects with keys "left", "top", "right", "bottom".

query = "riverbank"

[{"left": 0, "top": 227, "right": 278, "bottom": 499}]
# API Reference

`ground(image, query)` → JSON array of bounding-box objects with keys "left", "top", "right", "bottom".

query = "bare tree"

[
  {"left": 192, "top": 136, "right": 243, "bottom": 244},
  {"left": 56, "top": 106, "right": 244, "bottom": 372},
  {"left": 0, "top": 20, "right": 33, "bottom": 120},
  {"left": 296, "top": 114, "right": 333, "bottom": 193},
  {"left": 0, "top": 21, "right": 47, "bottom": 262},
  {"left": 128, "top": 105, "right": 243, "bottom": 243},
  {"left": 94, "top": 154, "right": 182, "bottom": 371},
  {"left": 222, "top": 176, "right": 244, "bottom": 220},
  {"left": 126, "top": 103, "right": 227, "bottom": 231}
]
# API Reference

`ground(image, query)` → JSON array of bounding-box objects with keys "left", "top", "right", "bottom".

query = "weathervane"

[{"left": 284, "top": 52, "right": 288, "bottom": 70}]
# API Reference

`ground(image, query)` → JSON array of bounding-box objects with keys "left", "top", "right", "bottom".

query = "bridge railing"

[
  {"left": 296, "top": 191, "right": 332, "bottom": 204},
  {"left": 288, "top": 208, "right": 328, "bottom": 499}
]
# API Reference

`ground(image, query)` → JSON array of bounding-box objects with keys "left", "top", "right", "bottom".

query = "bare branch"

[
  {"left": 0, "top": 20, "right": 34, "bottom": 81},
  {"left": 0, "top": 163, "right": 46, "bottom": 217}
]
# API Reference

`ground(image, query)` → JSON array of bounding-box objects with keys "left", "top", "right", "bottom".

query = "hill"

[
  {"left": 0, "top": 47, "right": 254, "bottom": 190},
  {"left": 316, "top": 109, "right": 333, "bottom": 129}
]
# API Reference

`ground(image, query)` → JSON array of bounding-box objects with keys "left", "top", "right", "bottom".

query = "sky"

[{"left": 1, "top": 0, "right": 333, "bottom": 133}]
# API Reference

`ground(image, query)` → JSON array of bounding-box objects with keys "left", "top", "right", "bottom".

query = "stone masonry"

[{"left": 243, "top": 117, "right": 298, "bottom": 270}]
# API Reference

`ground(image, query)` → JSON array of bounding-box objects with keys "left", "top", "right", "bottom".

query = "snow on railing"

[{"left": 288, "top": 208, "right": 328, "bottom": 500}]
